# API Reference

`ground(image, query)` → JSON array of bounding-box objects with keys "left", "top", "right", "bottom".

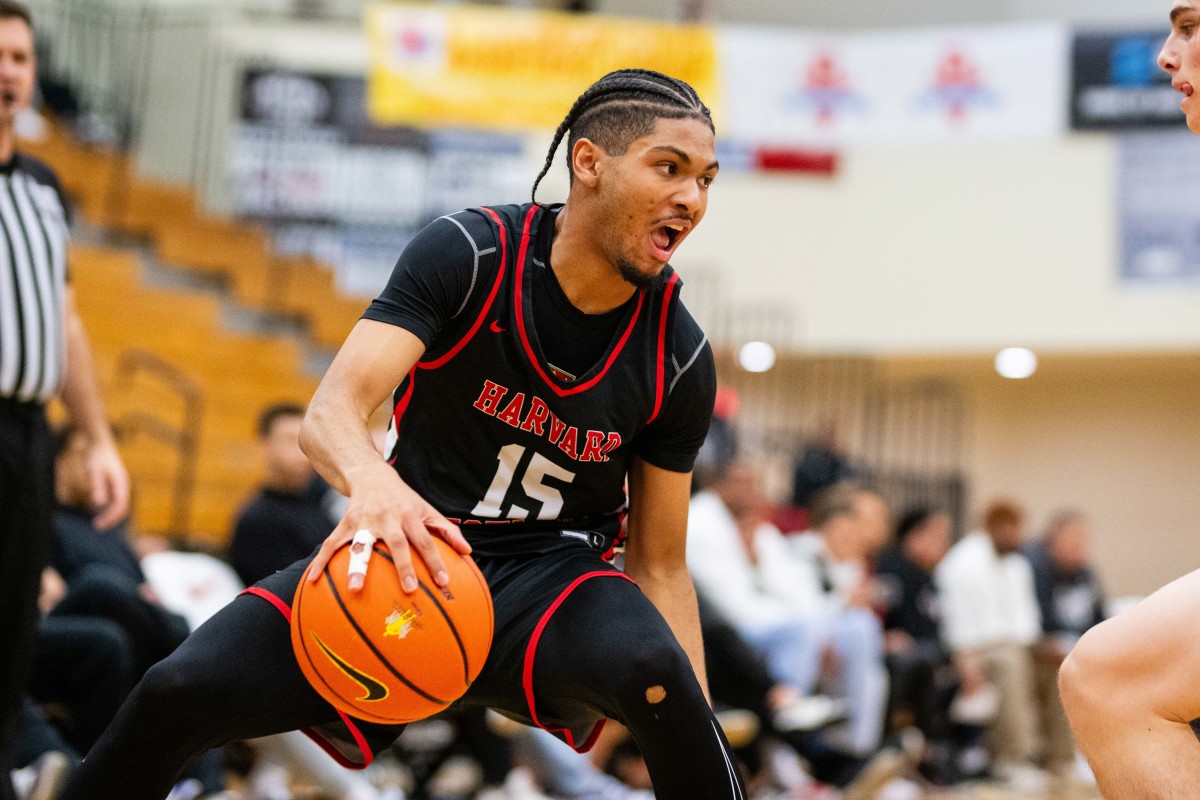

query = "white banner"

[{"left": 719, "top": 23, "right": 1069, "bottom": 147}]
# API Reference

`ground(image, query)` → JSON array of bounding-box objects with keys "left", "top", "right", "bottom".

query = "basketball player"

[
  {"left": 60, "top": 69, "right": 748, "bottom": 800},
  {"left": 1056, "top": 7, "right": 1200, "bottom": 794}
]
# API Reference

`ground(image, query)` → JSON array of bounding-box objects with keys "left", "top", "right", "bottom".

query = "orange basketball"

[{"left": 291, "top": 538, "right": 494, "bottom": 725}]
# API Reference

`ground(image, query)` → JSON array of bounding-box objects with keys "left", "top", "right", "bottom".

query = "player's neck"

[{"left": 549, "top": 205, "right": 637, "bottom": 315}]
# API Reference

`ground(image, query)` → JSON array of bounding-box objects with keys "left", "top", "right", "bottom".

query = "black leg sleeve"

[
  {"left": 59, "top": 593, "right": 342, "bottom": 800},
  {"left": 531, "top": 577, "right": 747, "bottom": 800}
]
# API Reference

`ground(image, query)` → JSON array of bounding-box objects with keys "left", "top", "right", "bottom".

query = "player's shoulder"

[
  {"left": 461, "top": 201, "right": 541, "bottom": 234},
  {"left": 664, "top": 273, "right": 708, "bottom": 355}
]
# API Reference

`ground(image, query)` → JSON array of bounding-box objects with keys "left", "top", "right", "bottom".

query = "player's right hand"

[{"left": 305, "top": 461, "right": 471, "bottom": 594}]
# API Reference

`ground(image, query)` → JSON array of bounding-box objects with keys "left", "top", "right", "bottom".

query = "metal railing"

[{"left": 112, "top": 347, "right": 204, "bottom": 542}]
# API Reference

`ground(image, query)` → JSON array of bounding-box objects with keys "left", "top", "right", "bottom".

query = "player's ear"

[{"left": 570, "top": 138, "right": 604, "bottom": 189}]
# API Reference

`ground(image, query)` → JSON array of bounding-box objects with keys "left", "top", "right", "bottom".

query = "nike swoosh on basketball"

[
  {"left": 312, "top": 632, "right": 389, "bottom": 702},
  {"left": 490, "top": 320, "right": 506, "bottom": 333}
]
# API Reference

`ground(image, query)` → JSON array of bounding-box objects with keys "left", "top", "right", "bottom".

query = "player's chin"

[
  {"left": 1188, "top": 111, "right": 1200, "bottom": 135},
  {"left": 617, "top": 258, "right": 666, "bottom": 290}
]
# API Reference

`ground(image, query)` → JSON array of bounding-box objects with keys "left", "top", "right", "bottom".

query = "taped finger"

[{"left": 347, "top": 529, "right": 377, "bottom": 590}]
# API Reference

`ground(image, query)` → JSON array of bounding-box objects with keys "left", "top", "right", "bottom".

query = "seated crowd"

[{"left": 12, "top": 408, "right": 1111, "bottom": 800}]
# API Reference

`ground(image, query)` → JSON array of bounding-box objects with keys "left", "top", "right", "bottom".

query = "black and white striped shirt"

[{"left": 0, "top": 153, "right": 71, "bottom": 404}]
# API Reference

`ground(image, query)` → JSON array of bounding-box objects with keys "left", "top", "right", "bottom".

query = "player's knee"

[
  {"left": 1059, "top": 622, "right": 1118, "bottom": 715},
  {"left": 605, "top": 631, "right": 695, "bottom": 710},
  {"left": 133, "top": 654, "right": 209, "bottom": 720}
]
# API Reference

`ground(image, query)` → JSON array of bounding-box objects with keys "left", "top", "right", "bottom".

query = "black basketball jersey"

[{"left": 365, "top": 203, "right": 715, "bottom": 559}]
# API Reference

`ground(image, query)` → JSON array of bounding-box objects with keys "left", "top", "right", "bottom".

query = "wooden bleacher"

[
  {"left": 16, "top": 118, "right": 376, "bottom": 547},
  {"left": 70, "top": 244, "right": 320, "bottom": 545}
]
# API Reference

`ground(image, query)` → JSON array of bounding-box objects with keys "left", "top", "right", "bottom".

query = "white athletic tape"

[{"left": 347, "top": 530, "right": 377, "bottom": 589}]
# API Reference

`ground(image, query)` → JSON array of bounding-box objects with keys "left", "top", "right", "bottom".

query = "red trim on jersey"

[
  {"left": 239, "top": 587, "right": 376, "bottom": 770},
  {"left": 522, "top": 570, "right": 635, "bottom": 752},
  {"left": 513, "top": 206, "right": 645, "bottom": 397},
  {"left": 417, "top": 206, "right": 509, "bottom": 371},
  {"left": 386, "top": 368, "right": 418, "bottom": 465},
  {"left": 645, "top": 272, "right": 679, "bottom": 424}
]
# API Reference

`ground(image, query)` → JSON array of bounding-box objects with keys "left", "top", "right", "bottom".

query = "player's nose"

[
  {"left": 672, "top": 178, "right": 703, "bottom": 217},
  {"left": 1159, "top": 38, "right": 1179, "bottom": 74}
]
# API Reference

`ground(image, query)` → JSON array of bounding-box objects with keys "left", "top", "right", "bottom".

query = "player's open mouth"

[
  {"left": 650, "top": 221, "right": 689, "bottom": 260},
  {"left": 1175, "top": 81, "right": 1194, "bottom": 98}
]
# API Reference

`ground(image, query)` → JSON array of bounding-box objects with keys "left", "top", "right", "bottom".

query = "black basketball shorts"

[{"left": 248, "top": 539, "right": 633, "bottom": 768}]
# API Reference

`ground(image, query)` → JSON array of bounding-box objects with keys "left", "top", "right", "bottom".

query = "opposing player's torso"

[{"left": 383, "top": 204, "right": 682, "bottom": 557}]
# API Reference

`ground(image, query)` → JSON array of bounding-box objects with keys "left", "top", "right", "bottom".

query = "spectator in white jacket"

[
  {"left": 935, "top": 498, "right": 1044, "bottom": 787},
  {"left": 687, "top": 461, "right": 886, "bottom": 756}
]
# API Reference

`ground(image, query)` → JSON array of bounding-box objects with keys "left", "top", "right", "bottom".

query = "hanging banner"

[
  {"left": 366, "top": 4, "right": 719, "bottom": 130},
  {"left": 1070, "top": 31, "right": 1182, "bottom": 130},
  {"left": 1117, "top": 133, "right": 1200, "bottom": 286},
  {"left": 719, "top": 23, "right": 1068, "bottom": 147},
  {"left": 230, "top": 68, "right": 529, "bottom": 295}
]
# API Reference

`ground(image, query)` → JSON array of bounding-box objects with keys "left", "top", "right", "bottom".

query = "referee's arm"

[{"left": 60, "top": 285, "right": 129, "bottom": 529}]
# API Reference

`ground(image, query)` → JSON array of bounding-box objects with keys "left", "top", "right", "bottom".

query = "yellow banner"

[{"left": 366, "top": 4, "right": 718, "bottom": 131}]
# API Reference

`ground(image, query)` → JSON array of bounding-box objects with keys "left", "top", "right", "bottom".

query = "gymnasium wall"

[
  {"left": 664, "top": 137, "right": 1200, "bottom": 354},
  {"left": 878, "top": 353, "right": 1200, "bottom": 598}
]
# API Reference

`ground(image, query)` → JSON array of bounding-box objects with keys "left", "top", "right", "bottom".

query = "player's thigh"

[
  {"left": 1067, "top": 569, "right": 1200, "bottom": 723},
  {"left": 138, "top": 591, "right": 338, "bottom": 737},
  {"left": 535, "top": 575, "right": 697, "bottom": 714}
]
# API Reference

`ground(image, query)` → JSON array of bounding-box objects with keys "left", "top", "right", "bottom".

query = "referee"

[{"left": 0, "top": 1, "right": 128, "bottom": 794}]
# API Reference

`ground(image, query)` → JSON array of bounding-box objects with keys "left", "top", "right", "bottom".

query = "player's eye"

[
  {"left": 658, "top": 162, "right": 678, "bottom": 176},
  {"left": 700, "top": 175, "right": 715, "bottom": 189}
]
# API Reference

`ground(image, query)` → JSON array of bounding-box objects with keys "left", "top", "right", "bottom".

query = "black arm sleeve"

[
  {"left": 632, "top": 310, "right": 716, "bottom": 474},
  {"left": 361, "top": 211, "right": 497, "bottom": 347}
]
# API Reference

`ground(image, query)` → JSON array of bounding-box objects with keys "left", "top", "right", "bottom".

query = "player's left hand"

[{"left": 89, "top": 439, "right": 130, "bottom": 530}]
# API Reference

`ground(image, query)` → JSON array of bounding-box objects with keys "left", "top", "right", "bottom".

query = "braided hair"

[{"left": 530, "top": 68, "right": 714, "bottom": 203}]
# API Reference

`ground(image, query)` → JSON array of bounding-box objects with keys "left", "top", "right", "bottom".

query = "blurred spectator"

[
  {"left": 790, "top": 483, "right": 888, "bottom": 612},
  {"left": 31, "top": 567, "right": 134, "bottom": 756},
  {"left": 1026, "top": 509, "right": 1106, "bottom": 775},
  {"left": 692, "top": 386, "right": 739, "bottom": 493},
  {"left": 936, "top": 499, "right": 1045, "bottom": 790},
  {"left": 50, "top": 423, "right": 190, "bottom": 679},
  {"left": 11, "top": 697, "right": 75, "bottom": 798},
  {"left": 875, "top": 508, "right": 955, "bottom": 781},
  {"left": 791, "top": 423, "right": 858, "bottom": 509},
  {"left": 688, "top": 461, "right": 887, "bottom": 758},
  {"left": 227, "top": 403, "right": 337, "bottom": 587}
]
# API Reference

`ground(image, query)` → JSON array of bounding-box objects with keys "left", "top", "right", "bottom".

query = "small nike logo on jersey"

[
  {"left": 312, "top": 632, "right": 389, "bottom": 702},
  {"left": 490, "top": 320, "right": 506, "bottom": 333}
]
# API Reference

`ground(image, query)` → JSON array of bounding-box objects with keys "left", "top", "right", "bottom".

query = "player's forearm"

[
  {"left": 300, "top": 387, "right": 393, "bottom": 497},
  {"left": 631, "top": 564, "right": 712, "bottom": 704},
  {"left": 60, "top": 308, "right": 115, "bottom": 447}
]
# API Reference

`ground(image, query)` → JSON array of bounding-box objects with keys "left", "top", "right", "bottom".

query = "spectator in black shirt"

[
  {"left": 227, "top": 403, "right": 337, "bottom": 587},
  {"left": 876, "top": 507, "right": 954, "bottom": 781},
  {"left": 1026, "top": 510, "right": 1106, "bottom": 648},
  {"left": 1027, "top": 509, "right": 1105, "bottom": 774},
  {"left": 50, "top": 423, "right": 189, "bottom": 679}
]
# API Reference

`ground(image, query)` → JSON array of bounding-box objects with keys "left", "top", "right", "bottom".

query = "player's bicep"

[
  {"left": 624, "top": 456, "right": 693, "bottom": 581},
  {"left": 313, "top": 319, "right": 426, "bottom": 420}
]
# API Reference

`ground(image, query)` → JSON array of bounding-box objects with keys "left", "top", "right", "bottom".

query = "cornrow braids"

[{"left": 531, "top": 68, "right": 714, "bottom": 203}]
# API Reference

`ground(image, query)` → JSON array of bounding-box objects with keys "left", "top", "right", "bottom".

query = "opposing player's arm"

[{"left": 623, "top": 456, "right": 711, "bottom": 702}]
